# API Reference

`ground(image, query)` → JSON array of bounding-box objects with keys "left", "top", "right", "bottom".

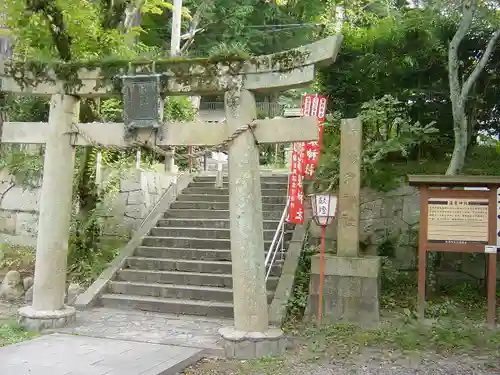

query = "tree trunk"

[
  {"left": 446, "top": 0, "right": 500, "bottom": 175},
  {"left": 446, "top": 111, "right": 468, "bottom": 175},
  {"left": 446, "top": 0, "right": 500, "bottom": 174}
]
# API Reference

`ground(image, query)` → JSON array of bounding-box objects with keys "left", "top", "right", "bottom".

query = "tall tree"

[{"left": 446, "top": 0, "right": 500, "bottom": 174}]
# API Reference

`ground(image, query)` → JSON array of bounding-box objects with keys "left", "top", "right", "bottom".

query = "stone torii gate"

[{"left": 0, "top": 35, "right": 342, "bottom": 357}]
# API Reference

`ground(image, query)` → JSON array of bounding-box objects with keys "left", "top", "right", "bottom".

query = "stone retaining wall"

[
  {"left": 0, "top": 168, "right": 41, "bottom": 247},
  {"left": 0, "top": 168, "right": 174, "bottom": 246},
  {"left": 309, "top": 184, "right": 420, "bottom": 266},
  {"left": 100, "top": 169, "right": 175, "bottom": 239}
]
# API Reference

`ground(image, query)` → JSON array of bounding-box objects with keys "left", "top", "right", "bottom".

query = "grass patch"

[
  {"left": 186, "top": 319, "right": 500, "bottom": 375},
  {"left": 0, "top": 321, "right": 39, "bottom": 347},
  {"left": 0, "top": 239, "right": 124, "bottom": 288},
  {"left": 67, "top": 238, "right": 123, "bottom": 287},
  {"left": 299, "top": 320, "right": 500, "bottom": 360},
  {"left": 184, "top": 355, "right": 287, "bottom": 375},
  {"left": 238, "top": 356, "right": 286, "bottom": 375}
]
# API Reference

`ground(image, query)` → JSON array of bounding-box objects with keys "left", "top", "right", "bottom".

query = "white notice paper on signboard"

[{"left": 484, "top": 245, "right": 498, "bottom": 254}]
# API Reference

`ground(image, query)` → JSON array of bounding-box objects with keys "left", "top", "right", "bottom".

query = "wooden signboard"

[
  {"left": 427, "top": 198, "right": 489, "bottom": 245},
  {"left": 408, "top": 175, "right": 500, "bottom": 326}
]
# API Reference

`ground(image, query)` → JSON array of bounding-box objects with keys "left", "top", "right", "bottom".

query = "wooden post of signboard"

[{"left": 409, "top": 175, "right": 500, "bottom": 326}]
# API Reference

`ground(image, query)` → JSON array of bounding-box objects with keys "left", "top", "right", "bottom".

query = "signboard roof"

[{"left": 408, "top": 174, "right": 500, "bottom": 187}]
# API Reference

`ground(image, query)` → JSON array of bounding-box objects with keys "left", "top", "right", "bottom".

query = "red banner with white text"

[
  {"left": 287, "top": 94, "right": 328, "bottom": 224},
  {"left": 287, "top": 142, "right": 305, "bottom": 224},
  {"left": 302, "top": 94, "right": 328, "bottom": 178}
]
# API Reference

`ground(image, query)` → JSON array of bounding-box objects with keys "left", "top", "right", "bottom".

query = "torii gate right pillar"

[{"left": 218, "top": 35, "right": 343, "bottom": 359}]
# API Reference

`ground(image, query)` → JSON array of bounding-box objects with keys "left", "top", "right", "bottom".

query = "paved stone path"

[
  {"left": 51, "top": 308, "right": 228, "bottom": 356},
  {"left": 1, "top": 306, "right": 228, "bottom": 374},
  {"left": 1, "top": 333, "right": 202, "bottom": 375}
]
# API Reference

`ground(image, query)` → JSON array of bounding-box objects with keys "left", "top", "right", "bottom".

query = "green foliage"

[
  {"left": 315, "top": 95, "right": 438, "bottom": 192},
  {"left": 164, "top": 97, "right": 196, "bottom": 122},
  {"left": 0, "top": 322, "right": 38, "bottom": 347},
  {"left": 68, "top": 147, "right": 130, "bottom": 286},
  {"left": 100, "top": 98, "right": 123, "bottom": 122},
  {"left": 318, "top": 3, "right": 500, "bottom": 162},
  {"left": 286, "top": 242, "right": 317, "bottom": 322},
  {"left": 4, "top": 95, "right": 49, "bottom": 122},
  {"left": 0, "top": 147, "right": 43, "bottom": 187},
  {"left": 0, "top": 244, "right": 36, "bottom": 276},
  {"left": 141, "top": 0, "right": 321, "bottom": 56},
  {"left": 3, "top": 0, "right": 133, "bottom": 60},
  {"left": 0, "top": 96, "right": 47, "bottom": 187},
  {"left": 67, "top": 237, "right": 122, "bottom": 286},
  {"left": 1, "top": 0, "right": 181, "bottom": 61}
]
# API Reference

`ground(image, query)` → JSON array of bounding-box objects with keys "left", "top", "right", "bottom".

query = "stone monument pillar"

[
  {"left": 18, "top": 95, "right": 80, "bottom": 331},
  {"left": 218, "top": 88, "right": 286, "bottom": 359},
  {"left": 307, "top": 118, "right": 380, "bottom": 326}
]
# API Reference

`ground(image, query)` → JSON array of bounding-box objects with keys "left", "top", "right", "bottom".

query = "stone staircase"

[{"left": 99, "top": 174, "right": 292, "bottom": 318}]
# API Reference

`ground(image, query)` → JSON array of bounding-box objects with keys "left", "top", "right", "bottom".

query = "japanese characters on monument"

[
  {"left": 302, "top": 94, "right": 328, "bottom": 178},
  {"left": 287, "top": 142, "right": 305, "bottom": 224}
]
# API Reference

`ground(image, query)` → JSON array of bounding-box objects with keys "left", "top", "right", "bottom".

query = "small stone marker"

[
  {"left": 0, "top": 270, "right": 24, "bottom": 301},
  {"left": 307, "top": 117, "right": 381, "bottom": 326},
  {"left": 336, "top": 118, "right": 362, "bottom": 257}
]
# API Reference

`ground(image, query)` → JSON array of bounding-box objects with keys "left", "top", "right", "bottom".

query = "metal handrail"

[
  {"left": 265, "top": 198, "right": 290, "bottom": 281},
  {"left": 139, "top": 173, "right": 181, "bottom": 229}
]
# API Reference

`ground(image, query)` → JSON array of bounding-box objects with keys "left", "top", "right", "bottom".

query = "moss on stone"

[{"left": 4, "top": 47, "right": 310, "bottom": 94}]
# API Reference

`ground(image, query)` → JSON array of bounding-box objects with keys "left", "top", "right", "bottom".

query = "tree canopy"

[{"left": 2, "top": 0, "right": 500, "bottom": 179}]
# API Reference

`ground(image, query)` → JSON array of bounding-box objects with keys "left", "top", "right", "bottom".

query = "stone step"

[
  {"left": 100, "top": 294, "right": 235, "bottom": 318},
  {"left": 176, "top": 194, "right": 287, "bottom": 204},
  {"left": 117, "top": 269, "right": 279, "bottom": 289},
  {"left": 182, "top": 187, "right": 287, "bottom": 196},
  {"left": 189, "top": 181, "right": 288, "bottom": 190},
  {"left": 149, "top": 227, "right": 292, "bottom": 241},
  {"left": 156, "top": 218, "right": 290, "bottom": 230},
  {"left": 141, "top": 236, "right": 277, "bottom": 250},
  {"left": 194, "top": 176, "right": 288, "bottom": 183},
  {"left": 125, "top": 257, "right": 283, "bottom": 276},
  {"left": 108, "top": 281, "right": 274, "bottom": 303},
  {"left": 134, "top": 247, "right": 287, "bottom": 262},
  {"left": 164, "top": 209, "right": 284, "bottom": 219}
]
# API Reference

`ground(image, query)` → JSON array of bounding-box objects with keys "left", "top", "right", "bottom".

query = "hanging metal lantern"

[{"left": 122, "top": 74, "right": 163, "bottom": 131}]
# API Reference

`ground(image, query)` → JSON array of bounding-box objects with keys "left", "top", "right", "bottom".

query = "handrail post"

[
  {"left": 265, "top": 198, "right": 290, "bottom": 281},
  {"left": 215, "top": 152, "right": 224, "bottom": 188}
]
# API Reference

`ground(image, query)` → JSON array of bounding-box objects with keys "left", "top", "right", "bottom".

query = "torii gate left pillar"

[{"left": 18, "top": 94, "right": 81, "bottom": 330}]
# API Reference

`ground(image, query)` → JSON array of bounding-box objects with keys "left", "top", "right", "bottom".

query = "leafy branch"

[{"left": 315, "top": 95, "right": 438, "bottom": 192}]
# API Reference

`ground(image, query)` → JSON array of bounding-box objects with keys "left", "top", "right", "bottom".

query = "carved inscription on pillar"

[{"left": 337, "top": 118, "right": 362, "bottom": 257}]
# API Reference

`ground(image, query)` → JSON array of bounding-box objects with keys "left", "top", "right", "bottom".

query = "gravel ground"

[
  {"left": 185, "top": 321, "right": 500, "bottom": 375},
  {"left": 288, "top": 352, "right": 499, "bottom": 375},
  {"left": 186, "top": 349, "right": 500, "bottom": 375}
]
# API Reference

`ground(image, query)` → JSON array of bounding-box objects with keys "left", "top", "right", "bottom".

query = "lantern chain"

[{"left": 69, "top": 122, "right": 257, "bottom": 161}]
